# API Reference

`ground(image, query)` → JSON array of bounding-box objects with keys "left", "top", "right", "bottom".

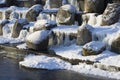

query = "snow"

[
  {"left": 52, "top": 25, "right": 79, "bottom": 34},
  {"left": 0, "top": 36, "right": 24, "bottom": 44},
  {"left": 17, "top": 43, "right": 27, "bottom": 49},
  {"left": 51, "top": 44, "right": 117, "bottom": 61},
  {"left": 20, "top": 55, "right": 71, "bottom": 70},
  {"left": 72, "top": 63, "right": 120, "bottom": 80},
  {"left": 26, "top": 30, "right": 49, "bottom": 44},
  {"left": 19, "top": 52, "right": 120, "bottom": 79},
  {"left": 83, "top": 41, "right": 105, "bottom": 52}
]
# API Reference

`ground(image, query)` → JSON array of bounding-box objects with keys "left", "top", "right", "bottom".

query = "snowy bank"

[
  {"left": 19, "top": 54, "right": 120, "bottom": 79},
  {"left": 20, "top": 55, "right": 71, "bottom": 70}
]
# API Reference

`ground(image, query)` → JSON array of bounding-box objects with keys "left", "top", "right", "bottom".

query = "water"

[{"left": 0, "top": 51, "right": 112, "bottom": 80}]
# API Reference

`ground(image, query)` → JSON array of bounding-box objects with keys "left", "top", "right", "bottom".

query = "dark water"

[{"left": 0, "top": 51, "right": 112, "bottom": 80}]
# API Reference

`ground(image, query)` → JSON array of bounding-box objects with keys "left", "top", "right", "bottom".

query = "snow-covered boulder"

[
  {"left": 11, "top": 18, "right": 28, "bottom": 38},
  {"left": 25, "top": 4, "right": 43, "bottom": 22},
  {"left": 76, "top": 22, "right": 93, "bottom": 45},
  {"left": 0, "top": 19, "right": 9, "bottom": 35},
  {"left": 26, "top": 30, "right": 50, "bottom": 51},
  {"left": 56, "top": 4, "right": 76, "bottom": 25},
  {"left": 33, "top": 19, "right": 57, "bottom": 31},
  {"left": 84, "top": 0, "right": 105, "bottom": 13},
  {"left": 44, "top": 0, "right": 62, "bottom": 9},
  {"left": 102, "top": 3, "right": 120, "bottom": 26},
  {"left": 111, "top": 32, "right": 120, "bottom": 54},
  {"left": 82, "top": 41, "right": 106, "bottom": 56}
]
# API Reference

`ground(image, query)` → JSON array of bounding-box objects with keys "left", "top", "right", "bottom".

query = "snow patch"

[{"left": 20, "top": 55, "right": 71, "bottom": 70}]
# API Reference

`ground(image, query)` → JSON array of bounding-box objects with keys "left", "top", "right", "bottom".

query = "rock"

[
  {"left": 25, "top": 4, "right": 43, "bottom": 22},
  {"left": 111, "top": 32, "right": 120, "bottom": 54},
  {"left": 76, "top": 22, "right": 93, "bottom": 45},
  {"left": 10, "top": 11, "right": 19, "bottom": 20},
  {"left": 0, "top": 19, "right": 9, "bottom": 35},
  {"left": 33, "top": 19, "right": 57, "bottom": 31},
  {"left": 0, "top": 11, "right": 3, "bottom": 19},
  {"left": 84, "top": 0, "right": 105, "bottom": 13},
  {"left": 102, "top": 3, "right": 120, "bottom": 26},
  {"left": 11, "top": 18, "right": 28, "bottom": 38},
  {"left": 16, "top": 0, "right": 36, "bottom": 7},
  {"left": 26, "top": 30, "right": 50, "bottom": 51},
  {"left": 44, "top": 0, "right": 62, "bottom": 9},
  {"left": 82, "top": 41, "right": 106, "bottom": 56},
  {"left": 6, "top": 0, "right": 16, "bottom": 7},
  {"left": 56, "top": 4, "right": 76, "bottom": 25}
]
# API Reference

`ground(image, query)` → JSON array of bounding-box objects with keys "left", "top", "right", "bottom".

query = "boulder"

[
  {"left": 11, "top": 18, "right": 28, "bottom": 38},
  {"left": 33, "top": 19, "right": 57, "bottom": 31},
  {"left": 26, "top": 30, "right": 50, "bottom": 51},
  {"left": 25, "top": 4, "right": 43, "bottom": 22},
  {"left": 56, "top": 4, "right": 76, "bottom": 25},
  {"left": 0, "top": 19, "right": 9, "bottom": 35},
  {"left": 102, "top": 3, "right": 120, "bottom": 26},
  {"left": 76, "top": 22, "right": 93, "bottom": 45},
  {"left": 44, "top": 0, "right": 62, "bottom": 9},
  {"left": 111, "top": 32, "right": 120, "bottom": 54},
  {"left": 82, "top": 41, "right": 106, "bottom": 56},
  {"left": 84, "top": 0, "right": 105, "bottom": 13}
]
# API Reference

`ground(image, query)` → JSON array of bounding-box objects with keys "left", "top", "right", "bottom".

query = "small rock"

[{"left": 82, "top": 41, "right": 106, "bottom": 56}]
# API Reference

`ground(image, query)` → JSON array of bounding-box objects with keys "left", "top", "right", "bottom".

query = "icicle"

[
  {"left": 51, "top": 14, "right": 56, "bottom": 21},
  {"left": 44, "top": 0, "right": 50, "bottom": 9}
]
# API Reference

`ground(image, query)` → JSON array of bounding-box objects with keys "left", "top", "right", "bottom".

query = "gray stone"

[
  {"left": 82, "top": 41, "right": 106, "bottom": 56},
  {"left": 25, "top": 4, "right": 43, "bottom": 22},
  {"left": 84, "top": 0, "right": 105, "bottom": 13},
  {"left": 56, "top": 4, "right": 76, "bottom": 25},
  {"left": 102, "top": 3, "right": 120, "bottom": 26},
  {"left": 76, "top": 22, "right": 93, "bottom": 45},
  {"left": 111, "top": 34, "right": 120, "bottom": 54}
]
